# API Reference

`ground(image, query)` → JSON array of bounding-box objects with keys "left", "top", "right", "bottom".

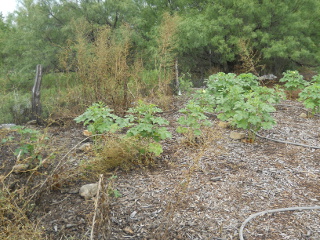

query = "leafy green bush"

[
  {"left": 206, "top": 72, "right": 238, "bottom": 98},
  {"left": 191, "top": 72, "right": 285, "bottom": 140},
  {"left": 126, "top": 100, "right": 172, "bottom": 156},
  {"left": 75, "top": 100, "right": 172, "bottom": 157},
  {"left": 217, "top": 86, "right": 277, "bottom": 136},
  {"left": 177, "top": 100, "right": 212, "bottom": 136},
  {"left": 279, "top": 70, "right": 309, "bottom": 92},
  {"left": 206, "top": 72, "right": 259, "bottom": 98},
  {"left": 299, "top": 82, "right": 320, "bottom": 114},
  {"left": 74, "top": 102, "right": 131, "bottom": 134},
  {"left": 0, "top": 91, "right": 32, "bottom": 124},
  {"left": 178, "top": 72, "right": 193, "bottom": 94},
  {"left": 311, "top": 74, "right": 320, "bottom": 84}
]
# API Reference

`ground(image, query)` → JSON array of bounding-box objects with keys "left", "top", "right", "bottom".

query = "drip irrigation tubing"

[
  {"left": 239, "top": 206, "right": 320, "bottom": 240},
  {"left": 253, "top": 131, "right": 320, "bottom": 149}
]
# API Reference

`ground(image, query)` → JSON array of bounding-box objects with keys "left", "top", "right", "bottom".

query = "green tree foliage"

[{"left": 1, "top": 0, "right": 320, "bottom": 123}]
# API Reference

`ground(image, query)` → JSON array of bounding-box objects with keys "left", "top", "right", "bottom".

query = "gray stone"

[
  {"left": 299, "top": 112, "right": 307, "bottom": 118},
  {"left": 230, "top": 131, "right": 246, "bottom": 140},
  {"left": 77, "top": 143, "right": 93, "bottom": 152},
  {"left": 258, "top": 74, "right": 277, "bottom": 81},
  {"left": 79, "top": 183, "right": 98, "bottom": 200},
  {"left": 218, "top": 121, "right": 230, "bottom": 128},
  {"left": 0, "top": 124, "right": 16, "bottom": 129}
]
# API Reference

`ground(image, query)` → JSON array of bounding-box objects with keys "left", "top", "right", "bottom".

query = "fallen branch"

[{"left": 239, "top": 206, "right": 320, "bottom": 240}]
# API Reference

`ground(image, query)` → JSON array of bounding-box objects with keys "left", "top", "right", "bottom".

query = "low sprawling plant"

[
  {"left": 298, "top": 82, "right": 320, "bottom": 115},
  {"left": 2, "top": 126, "right": 41, "bottom": 158},
  {"left": 206, "top": 72, "right": 238, "bottom": 98},
  {"left": 74, "top": 102, "right": 131, "bottom": 134},
  {"left": 236, "top": 73, "right": 260, "bottom": 91},
  {"left": 217, "top": 86, "right": 278, "bottom": 139}
]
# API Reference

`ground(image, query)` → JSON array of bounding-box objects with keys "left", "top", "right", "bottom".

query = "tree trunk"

[{"left": 175, "top": 59, "right": 181, "bottom": 95}]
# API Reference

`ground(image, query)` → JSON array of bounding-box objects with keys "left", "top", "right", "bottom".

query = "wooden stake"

[{"left": 32, "top": 64, "right": 42, "bottom": 124}]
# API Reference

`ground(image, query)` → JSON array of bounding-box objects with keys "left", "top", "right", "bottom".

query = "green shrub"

[
  {"left": 177, "top": 100, "right": 212, "bottom": 143},
  {"left": 299, "top": 82, "right": 320, "bottom": 114},
  {"left": 75, "top": 100, "right": 172, "bottom": 158},
  {"left": 311, "top": 74, "right": 320, "bottom": 84},
  {"left": 190, "top": 72, "right": 285, "bottom": 140},
  {"left": 74, "top": 102, "right": 131, "bottom": 134},
  {"left": 215, "top": 85, "right": 278, "bottom": 139},
  {"left": 126, "top": 100, "right": 172, "bottom": 156},
  {"left": 0, "top": 91, "right": 32, "bottom": 124},
  {"left": 178, "top": 72, "right": 193, "bottom": 94},
  {"left": 279, "top": 70, "right": 309, "bottom": 92}
]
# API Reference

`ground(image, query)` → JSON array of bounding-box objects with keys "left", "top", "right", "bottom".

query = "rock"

[
  {"left": 218, "top": 121, "right": 230, "bottom": 128},
  {"left": 12, "top": 164, "right": 29, "bottom": 173},
  {"left": 230, "top": 131, "right": 246, "bottom": 140},
  {"left": 258, "top": 74, "right": 277, "bottom": 81},
  {"left": 130, "top": 211, "right": 137, "bottom": 219},
  {"left": 299, "top": 112, "right": 307, "bottom": 118},
  {"left": 79, "top": 183, "right": 98, "bottom": 200},
  {"left": 65, "top": 223, "right": 77, "bottom": 228},
  {"left": 0, "top": 123, "right": 16, "bottom": 129},
  {"left": 83, "top": 130, "right": 92, "bottom": 137},
  {"left": 77, "top": 143, "right": 92, "bottom": 152}
]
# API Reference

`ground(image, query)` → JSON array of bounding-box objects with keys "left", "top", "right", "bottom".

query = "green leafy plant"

[
  {"left": 311, "top": 74, "right": 320, "bottom": 84},
  {"left": 126, "top": 100, "right": 172, "bottom": 156},
  {"left": 217, "top": 86, "right": 278, "bottom": 139},
  {"left": 236, "top": 73, "right": 260, "bottom": 91},
  {"left": 279, "top": 70, "right": 309, "bottom": 97},
  {"left": 75, "top": 100, "right": 172, "bottom": 158},
  {"left": 206, "top": 72, "right": 238, "bottom": 98},
  {"left": 74, "top": 102, "right": 131, "bottom": 134},
  {"left": 177, "top": 100, "right": 212, "bottom": 136},
  {"left": 298, "top": 82, "right": 320, "bottom": 115},
  {"left": 13, "top": 126, "right": 42, "bottom": 157},
  {"left": 187, "top": 72, "right": 283, "bottom": 140},
  {"left": 107, "top": 175, "right": 122, "bottom": 198},
  {"left": 178, "top": 72, "right": 193, "bottom": 94},
  {"left": 2, "top": 126, "right": 46, "bottom": 166},
  {"left": 206, "top": 72, "right": 259, "bottom": 99}
]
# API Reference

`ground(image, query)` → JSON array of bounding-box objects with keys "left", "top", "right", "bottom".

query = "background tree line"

[{"left": 0, "top": 0, "right": 319, "bottom": 123}]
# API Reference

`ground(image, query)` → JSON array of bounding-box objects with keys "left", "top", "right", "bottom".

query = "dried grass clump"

[
  {"left": 237, "top": 38, "right": 264, "bottom": 75},
  {"left": 83, "top": 135, "right": 156, "bottom": 174},
  {"left": 179, "top": 126, "right": 222, "bottom": 148},
  {"left": 0, "top": 184, "right": 43, "bottom": 240}
]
